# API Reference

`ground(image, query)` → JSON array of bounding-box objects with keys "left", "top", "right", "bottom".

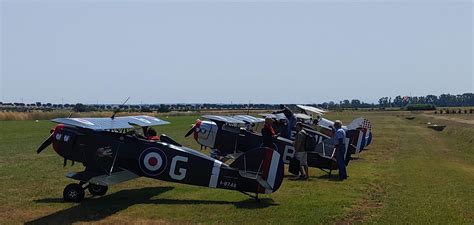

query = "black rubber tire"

[
  {"left": 88, "top": 184, "right": 108, "bottom": 196},
  {"left": 63, "top": 183, "right": 85, "bottom": 202}
]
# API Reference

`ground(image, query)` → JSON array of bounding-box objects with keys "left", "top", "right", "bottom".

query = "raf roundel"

[{"left": 139, "top": 147, "right": 167, "bottom": 176}]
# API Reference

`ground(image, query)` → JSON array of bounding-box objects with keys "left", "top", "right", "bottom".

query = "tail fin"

[
  {"left": 347, "top": 117, "right": 373, "bottom": 148},
  {"left": 230, "top": 147, "right": 284, "bottom": 194},
  {"left": 346, "top": 129, "right": 366, "bottom": 154}
]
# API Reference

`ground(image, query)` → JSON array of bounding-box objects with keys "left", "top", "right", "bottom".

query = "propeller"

[
  {"left": 36, "top": 133, "right": 53, "bottom": 154},
  {"left": 184, "top": 126, "right": 196, "bottom": 137},
  {"left": 185, "top": 120, "right": 202, "bottom": 138}
]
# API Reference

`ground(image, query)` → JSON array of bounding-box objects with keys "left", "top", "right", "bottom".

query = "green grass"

[{"left": 0, "top": 113, "right": 473, "bottom": 224}]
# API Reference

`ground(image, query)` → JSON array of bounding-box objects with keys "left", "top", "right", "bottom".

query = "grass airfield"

[{"left": 0, "top": 111, "right": 473, "bottom": 224}]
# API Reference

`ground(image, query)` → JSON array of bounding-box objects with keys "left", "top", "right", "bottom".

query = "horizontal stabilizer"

[{"left": 231, "top": 147, "right": 284, "bottom": 194}]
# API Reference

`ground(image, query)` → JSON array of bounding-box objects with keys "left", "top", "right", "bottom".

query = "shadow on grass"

[
  {"left": 349, "top": 156, "right": 364, "bottom": 161},
  {"left": 317, "top": 174, "right": 345, "bottom": 182},
  {"left": 28, "top": 187, "right": 277, "bottom": 224},
  {"left": 148, "top": 197, "right": 277, "bottom": 209},
  {"left": 27, "top": 186, "right": 174, "bottom": 225}
]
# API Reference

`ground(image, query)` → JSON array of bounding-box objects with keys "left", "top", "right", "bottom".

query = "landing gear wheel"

[
  {"left": 88, "top": 184, "right": 108, "bottom": 196},
  {"left": 63, "top": 183, "right": 85, "bottom": 202}
]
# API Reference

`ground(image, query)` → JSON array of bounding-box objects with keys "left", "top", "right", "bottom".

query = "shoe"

[
  {"left": 301, "top": 176, "right": 309, "bottom": 180},
  {"left": 291, "top": 176, "right": 301, "bottom": 180},
  {"left": 295, "top": 176, "right": 303, "bottom": 180}
]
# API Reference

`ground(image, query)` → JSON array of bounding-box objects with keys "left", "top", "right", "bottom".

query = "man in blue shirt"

[
  {"left": 273, "top": 104, "right": 297, "bottom": 139},
  {"left": 333, "top": 120, "right": 348, "bottom": 180}
]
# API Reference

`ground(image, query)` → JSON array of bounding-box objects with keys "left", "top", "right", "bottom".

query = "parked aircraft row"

[{"left": 36, "top": 105, "right": 372, "bottom": 202}]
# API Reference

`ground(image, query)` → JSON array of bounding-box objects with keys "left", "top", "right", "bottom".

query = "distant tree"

[
  {"left": 140, "top": 107, "right": 152, "bottom": 113},
  {"left": 73, "top": 103, "right": 87, "bottom": 112},
  {"left": 158, "top": 104, "right": 170, "bottom": 113},
  {"left": 378, "top": 97, "right": 389, "bottom": 107},
  {"left": 351, "top": 99, "right": 361, "bottom": 108},
  {"left": 327, "top": 101, "right": 336, "bottom": 109},
  {"left": 340, "top": 100, "right": 350, "bottom": 108},
  {"left": 425, "top": 95, "right": 438, "bottom": 105},
  {"left": 393, "top": 96, "right": 403, "bottom": 107}
]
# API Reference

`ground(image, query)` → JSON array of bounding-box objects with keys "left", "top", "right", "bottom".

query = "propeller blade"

[
  {"left": 184, "top": 126, "right": 195, "bottom": 137},
  {"left": 36, "top": 134, "right": 53, "bottom": 154}
]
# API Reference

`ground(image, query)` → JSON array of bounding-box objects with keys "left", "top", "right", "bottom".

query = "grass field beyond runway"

[{"left": 0, "top": 112, "right": 473, "bottom": 224}]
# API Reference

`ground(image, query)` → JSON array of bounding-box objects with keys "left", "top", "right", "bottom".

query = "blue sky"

[{"left": 1, "top": 0, "right": 472, "bottom": 104}]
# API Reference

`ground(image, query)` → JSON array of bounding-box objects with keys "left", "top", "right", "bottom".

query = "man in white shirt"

[{"left": 333, "top": 120, "right": 347, "bottom": 180}]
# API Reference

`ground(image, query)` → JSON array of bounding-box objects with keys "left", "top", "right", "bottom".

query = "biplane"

[
  {"left": 185, "top": 115, "right": 360, "bottom": 176},
  {"left": 36, "top": 115, "right": 284, "bottom": 202},
  {"left": 260, "top": 105, "right": 373, "bottom": 154},
  {"left": 296, "top": 105, "right": 374, "bottom": 152}
]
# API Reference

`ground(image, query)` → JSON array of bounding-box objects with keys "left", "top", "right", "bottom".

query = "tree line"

[
  {"left": 0, "top": 93, "right": 473, "bottom": 112},
  {"left": 377, "top": 93, "right": 474, "bottom": 108}
]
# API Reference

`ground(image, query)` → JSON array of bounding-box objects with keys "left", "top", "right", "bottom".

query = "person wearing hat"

[
  {"left": 333, "top": 120, "right": 347, "bottom": 180},
  {"left": 261, "top": 116, "right": 276, "bottom": 149}
]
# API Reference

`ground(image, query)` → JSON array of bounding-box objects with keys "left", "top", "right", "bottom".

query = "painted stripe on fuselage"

[
  {"left": 356, "top": 131, "right": 364, "bottom": 152},
  {"left": 266, "top": 150, "right": 280, "bottom": 190},
  {"left": 209, "top": 160, "right": 222, "bottom": 188}
]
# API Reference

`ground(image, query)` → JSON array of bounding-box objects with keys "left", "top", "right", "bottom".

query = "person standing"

[
  {"left": 261, "top": 116, "right": 276, "bottom": 149},
  {"left": 333, "top": 120, "right": 347, "bottom": 180},
  {"left": 293, "top": 122, "right": 309, "bottom": 180},
  {"left": 273, "top": 104, "right": 297, "bottom": 139}
]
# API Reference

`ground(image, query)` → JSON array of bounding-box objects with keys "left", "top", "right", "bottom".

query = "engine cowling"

[{"left": 193, "top": 120, "right": 218, "bottom": 149}]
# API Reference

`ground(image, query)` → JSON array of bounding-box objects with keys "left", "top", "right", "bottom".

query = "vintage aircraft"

[
  {"left": 296, "top": 105, "right": 373, "bottom": 150},
  {"left": 185, "top": 115, "right": 363, "bottom": 176},
  {"left": 36, "top": 115, "right": 284, "bottom": 202},
  {"left": 260, "top": 105, "right": 373, "bottom": 153}
]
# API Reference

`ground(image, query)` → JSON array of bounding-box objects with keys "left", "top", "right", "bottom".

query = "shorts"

[{"left": 295, "top": 152, "right": 308, "bottom": 166}]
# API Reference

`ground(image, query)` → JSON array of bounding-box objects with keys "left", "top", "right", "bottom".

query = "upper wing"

[
  {"left": 297, "top": 105, "right": 326, "bottom": 115},
  {"left": 294, "top": 113, "right": 312, "bottom": 120},
  {"left": 232, "top": 115, "right": 265, "bottom": 124},
  {"left": 52, "top": 115, "right": 170, "bottom": 130},
  {"left": 202, "top": 115, "right": 247, "bottom": 126},
  {"left": 258, "top": 113, "right": 287, "bottom": 121}
]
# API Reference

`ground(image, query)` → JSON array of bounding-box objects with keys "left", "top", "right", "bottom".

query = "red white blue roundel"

[{"left": 139, "top": 147, "right": 167, "bottom": 176}]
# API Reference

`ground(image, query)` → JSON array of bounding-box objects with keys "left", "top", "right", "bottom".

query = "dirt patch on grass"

[
  {"left": 333, "top": 117, "right": 404, "bottom": 224},
  {"left": 79, "top": 217, "right": 172, "bottom": 225},
  {"left": 334, "top": 183, "right": 386, "bottom": 225},
  {"left": 422, "top": 114, "right": 474, "bottom": 126},
  {"left": 0, "top": 207, "right": 56, "bottom": 224}
]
